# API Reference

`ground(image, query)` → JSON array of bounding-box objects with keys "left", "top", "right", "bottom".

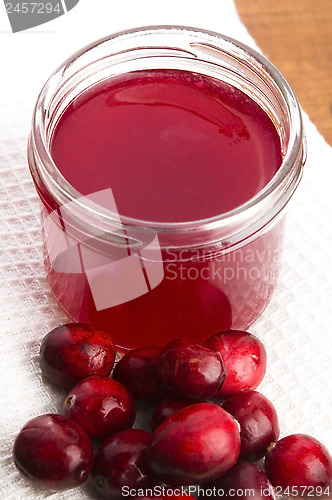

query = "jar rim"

[{"left": 29, "top": 25, "right": 305, "bottom": 246}]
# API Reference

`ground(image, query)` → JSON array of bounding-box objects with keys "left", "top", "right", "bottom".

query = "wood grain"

[{"left": 234, "top": 0, "right": 332, "bottom": 146}]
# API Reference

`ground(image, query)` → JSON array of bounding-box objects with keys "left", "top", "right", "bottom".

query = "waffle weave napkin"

[{"left": 1, "top": 1, "right": 332, "bottom": 499}]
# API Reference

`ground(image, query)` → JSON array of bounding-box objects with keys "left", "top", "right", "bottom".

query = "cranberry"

[
  {"left": 92, "top": 429, "right": 159, "bottom": 498},
  {"left": 157, "top": 338, "right": 226, "bottom": 399},
  {"left": 151, "top": 397, "right": 194, "bottom": 431},
  {"left": 206, "top": 330, "right": 266, "bottom": 397},
  {"left": 204, "top": 461, "right": 276, "bottom": 499},
  {"left": 13, "top": 414, "right": 93, "bottom": 490},
  {"left": 222, "top": 389, "right": 279, "bottom": 461},
  {"left": 150, "top": 402, "right": 240, "bottom": 485},
  {"left": 63, "top": 376, "right": 136, "bottom": 441},
  {"left": 113, "top": 346, "right": 166, "bottom": 400},
  {"left": 265, "top": 434, "right": 332, "bottom": 489},
  {"left": 39, "top": 323, "right": 116, "bottom": 389}
]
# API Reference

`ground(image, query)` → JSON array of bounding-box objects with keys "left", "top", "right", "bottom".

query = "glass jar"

[{"left": 28, "top": 26, "right": 306, "bottom": 350}]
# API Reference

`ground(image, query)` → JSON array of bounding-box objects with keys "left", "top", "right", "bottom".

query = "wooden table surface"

[{"left": 234, "top": 0, "right": 332, "bottom": 147}]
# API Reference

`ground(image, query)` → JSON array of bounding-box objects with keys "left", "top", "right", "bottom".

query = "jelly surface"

[{"left": 51, "top": 69, "right": 282, "bottom": 223}]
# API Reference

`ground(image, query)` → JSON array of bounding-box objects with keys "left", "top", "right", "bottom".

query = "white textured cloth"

[{"left": 1, "top": 1, "right": 332, "bottom": 499}]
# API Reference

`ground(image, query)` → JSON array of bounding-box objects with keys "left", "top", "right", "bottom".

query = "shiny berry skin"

[
  {"left": 113, "top": 346, "right": 166, "bottom": 400},
  {"left": 204, "top": 461, "right": 276, "bottom": 499},
  {"left": 39, "top": 323, "right": 116, "bottom": 389},
  {"left": 223, "top": 389, "right": 279, "bottom": 461},
  {"left": 265, "top": 434, "right": 332, "bottom": 489},
  {"left": 151, "top": 397, "right": 194, "bottom": 431},
  {"left": 206, "top": 330, "right": 266, "bottom": 397},
  {"left": 92, "top": 429, "right": 158, "bottom": 498},
  {"left": 150, "top": 402, "right": 241, "bottom": 485},
  {"left": 157, "top": 338, "right": 226, "bottom": 399},
  {"left": 13, "top": 414, "right": 93, "bottom": 490},
  {"left": 63, "top": 376, "right": 136, "bottom": 441}
]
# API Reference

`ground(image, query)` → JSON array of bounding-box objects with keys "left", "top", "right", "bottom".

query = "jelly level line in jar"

[{"left": 50, "top": 69, "right": 282, "bottom": 223}]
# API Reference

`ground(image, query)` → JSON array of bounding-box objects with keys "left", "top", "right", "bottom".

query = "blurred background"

[{"left": 235, "top": 0, "right": 332, "bottom": 146}]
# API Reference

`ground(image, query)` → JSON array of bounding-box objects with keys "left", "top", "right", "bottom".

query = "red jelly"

[
  {"left": 28, "top": 27, "right": 305, "bottom": 349},
  {"left": 51, "top": 70, "right": 281, "bottom": 223}
]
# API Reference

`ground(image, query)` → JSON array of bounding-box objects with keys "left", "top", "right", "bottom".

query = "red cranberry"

[
  {"left": 157, "top": 338, "right": 226, "bottom": 399},
  {"left": 13, "top": 414, "right": 93, "bottom": 490},
  {"left": 113, "top": 346, "right": 166, "bottom": 400},
  {"left": 150, "top": 402, "right": 241, "bottom": 485},
  {"left": 206, "top": 330, "right": 266, "bottom": 397},
  {"left": 40, "top": 323, "right": 116, "bottom": 389},
  {"left": 151, "top": 397, "right": 194, "bottom": 431},
  {"left": 265, "top": 434, "right": 332, "bottom": 489},
  {"left": 204, "top": 461, "right": 276, "bottom": 499},
  {"left": 63, "top": 376, "right": 136, "bottom": 441},
  {"left": 92, "top": 429, "right": 159, "bottom": 498},
  {"left": 222, "top": 389, "right": 279, "bottom": 461}
]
